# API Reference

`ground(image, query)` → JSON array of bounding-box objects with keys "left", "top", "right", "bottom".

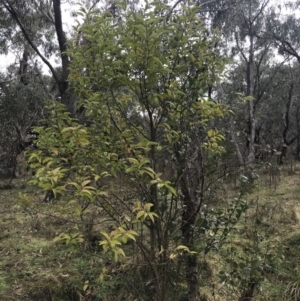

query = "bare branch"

[
  {"left": 234, "top": 31, "right": 248, "bottom": 63},
  {"left": 166, "top": 0, "right": 218, "bottom": 21},
  {"left": 32, "top": 0, "right": 55, "bottom": 25},
  {"left": 252, "top": 0, "right": 270, "bottom": 24},
  {"left": 166, "top": 0, "right": 185, "bottom": 21}
]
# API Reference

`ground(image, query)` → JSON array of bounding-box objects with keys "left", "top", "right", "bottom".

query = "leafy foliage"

[{"left": 24, "top": 1, "right": 247, "bottom": 300}]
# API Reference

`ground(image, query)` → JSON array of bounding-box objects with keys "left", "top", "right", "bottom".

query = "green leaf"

[
  {"left": 176, "top": 245, "right": 189, "bottom": 251},
  {"left": 78, "top": 137, "right": 90, "bottom": 146},
  {"left": 144, "top": 203, "right": 154, "bottom": 212},
  {"left": 81, "top": 179, "right": 91, "bottom": 187},
  {"left": 136, "top": 211, "right": 145, "bottom": 220},
  {"left": 164, "top": 184, "right": 177, "bottom": 196},
  {"left": 100, "top": 231, "right": 111, "bottom": 242},
  {"left": 83, "top": 281, "right": 89, "bottom": 292}
]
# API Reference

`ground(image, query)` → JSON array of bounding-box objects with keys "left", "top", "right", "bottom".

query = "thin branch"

[
  {"left": 271, "top": 32, "right": 300, "bottom": 63},
  {"left": 32, "top": 0, "right": 55, "bottom": 25},
  {"left": 0, "top": 77, "right": 18, "bottom": 84},
  {"left": 90, "top": 0, "right": 101, "bottom": 11},
  {"left": 252, "top": 0, "right": 270, "bottom": 25},
  {"left": 234, "top": 31, "right": 248, "bottom": 63},
  {"left": 166, "top": 0, "right": 217, "bottom": 21},
  {"left": 166, "top": 0, "right": 185, "bottom": 21},
  {"left": 283, "top": 83, "right": 294, "bottom": 145}
]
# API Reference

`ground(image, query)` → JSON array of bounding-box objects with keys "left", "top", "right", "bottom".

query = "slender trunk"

[
  {"left": 176, "top": 143, "right": 205, "bottom": 301},
  {"left": 296, "top": 106, "right": 300, "bottom": 161},
  {"left": 230, "top": 120, "right": 245, "bottom": 167},
  {"left": 180, "top": 170, "right": 200, "bottom": 301},
  {"left": 246, "top": 31, "right": 255, "bottom": 165},
  {"left": 182, "top": 216, "right": 200, "bottom": 301},
  {"left": 186, "top": 257, "right": 199, "bottom": 301},
  {"left": 53, "top": 0, "right": 76, "bottom": 115},
  {"left": 279, "top": 83, "right": 295, "bottom": 164},
  {"left": 19, "top": 48, "right": 30, "bottom": 85},
  {"left": 278, "top": 146, "right": 287, "bottom": 165},
  {"left": 149, "top": 128, "right": 167, "bottom": 301},
  {"left": 181, "top": 197, "right": 200, "bottom": 301}
]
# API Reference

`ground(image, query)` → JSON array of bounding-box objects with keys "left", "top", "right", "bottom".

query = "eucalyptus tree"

[
  {"left": 268, "top": 1, "right": 300, "bottom": 162},
  {"left": 175, "top": 0, "right": 282, "bottom": 168},
  {"left": 264, "top": 64, "right": 300, "bottom": 164},
  {"left": 213, "top": 0, "right": 286, "bottom": 168},
  {"left": 0, "top": 1, "right": 53, "bottom": 177},
  {"left": 0, "top": 0, "right": 86, "bottom": 114},
  {"left": 269, "top": 2, "right": 300, "bottom": 65},
  {"left": 196, "top": 0, "right": 238, "bottom": 31}
]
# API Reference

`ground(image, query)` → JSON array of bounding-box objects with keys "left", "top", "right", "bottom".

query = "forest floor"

[
  {"left": 0, "top": 177, "right": 100, "bottom": 301},
  {"left": 0, "top": 164, "right": 300, "bottom": 301}
]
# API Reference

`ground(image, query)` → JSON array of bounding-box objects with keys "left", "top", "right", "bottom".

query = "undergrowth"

[{"left": 0, "top": 164, "right": 300, "bottom": 300}]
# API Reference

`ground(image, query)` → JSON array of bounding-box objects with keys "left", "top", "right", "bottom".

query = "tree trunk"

[
  {"left": 53, "top": 0, "right": 76, "bottom": 115},
  {"left": 185, "top": 254, "right": 199, "bottom": 301},
  {"left": 279, "top": 83, "right": 297, "bottom": 165},
  {"left": 180, "top": 172, "right": 201, "bottom": 301},
  {"left": 296, "top": 106, "right": 300, "bottom": 161},
  {"left": 181, "top": 199, "right": 200, "bottom": 301},
  {"left": 149, "top": 138, "right": 167, "bottom": 301},
  {"left": 19, "top": 48, "right": 30, "bottom": 85},
  {"left": 230, "top": 120, "right": 245, "bottom": 168},
  {"left": 246, "top": 31, "right": 256, "bottom": 165}
]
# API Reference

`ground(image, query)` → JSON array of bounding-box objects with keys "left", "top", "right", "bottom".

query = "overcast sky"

[{"left": 0, "top": 0, "right": 298, "bottom": 75}]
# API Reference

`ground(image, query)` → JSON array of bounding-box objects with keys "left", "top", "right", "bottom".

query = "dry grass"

[{"left": 0, "top": 181, "right": 104, "bottom": 301}]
